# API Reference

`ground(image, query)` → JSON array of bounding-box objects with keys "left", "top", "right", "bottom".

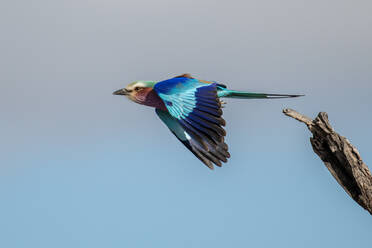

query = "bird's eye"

[{"left": 134, "top": 87, "right": 141, "bottom": 91}]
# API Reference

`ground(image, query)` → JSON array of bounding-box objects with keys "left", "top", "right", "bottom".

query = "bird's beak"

[{"left": 113, "top": 88, "right": 129, "bottom": 96}]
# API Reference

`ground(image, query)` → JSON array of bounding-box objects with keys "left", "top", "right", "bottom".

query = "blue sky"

[{"left": 1, "top": 0, "right": 372, "bottom": 247}]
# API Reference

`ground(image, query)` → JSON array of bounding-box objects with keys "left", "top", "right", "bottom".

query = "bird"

[{"left": 113, "top": 74, "right": 303, "bottom": 169}]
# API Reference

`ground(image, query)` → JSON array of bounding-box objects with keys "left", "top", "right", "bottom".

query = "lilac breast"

[{"left": 137, "top": 88, "right": 167, "bottom": 111}]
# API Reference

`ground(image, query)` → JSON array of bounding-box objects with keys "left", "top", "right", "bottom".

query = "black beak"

[{"left": 113, "top": 88, "right": 129, "bottom": 96}]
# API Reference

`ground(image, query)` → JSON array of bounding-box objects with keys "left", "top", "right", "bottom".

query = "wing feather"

[{"left": 154, "top": 76, "right": 230, "bottom": 168}]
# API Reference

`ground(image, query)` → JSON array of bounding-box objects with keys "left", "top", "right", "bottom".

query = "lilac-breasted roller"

[{"left": 113, "top": 74, "right": 302, "bottom": 169}]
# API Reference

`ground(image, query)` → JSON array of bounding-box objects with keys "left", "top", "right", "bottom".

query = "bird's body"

[{"left": 113, "top": 74, "right": 302, "bottom": 169}]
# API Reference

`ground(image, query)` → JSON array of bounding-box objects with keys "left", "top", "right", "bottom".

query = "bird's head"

[{"left": 113, "top": 81, "right": 156, "bottom": 103}]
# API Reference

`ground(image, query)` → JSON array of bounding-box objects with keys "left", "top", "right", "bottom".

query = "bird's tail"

[{"left": 220, "top": 90, "right": 304, "bottom": 99}]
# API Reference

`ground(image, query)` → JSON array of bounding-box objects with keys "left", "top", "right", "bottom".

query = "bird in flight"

[{"left": 113, "top": 74, "right": 302, "bottom": 169}]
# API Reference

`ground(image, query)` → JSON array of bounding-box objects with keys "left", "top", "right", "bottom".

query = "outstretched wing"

[
  {"left": 154, "top": 76, "right": 230, "bottom": 169},
  {"left": 155, "top": 109, "right": 230, "bottom": 169}
]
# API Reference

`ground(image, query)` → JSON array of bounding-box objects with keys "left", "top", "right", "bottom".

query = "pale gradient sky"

[{"left": 1, "top": 0, "right": 372, "bottom": 247}]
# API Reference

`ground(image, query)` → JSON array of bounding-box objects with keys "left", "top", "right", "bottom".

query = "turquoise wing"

[
  {"left": 154, "top": 76, "right": 230, "bottom": 169},
  {"left": 155, "top": 109, "right": 230, "bottom": 169}
]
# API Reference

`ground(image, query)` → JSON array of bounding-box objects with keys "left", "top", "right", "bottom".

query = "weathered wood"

[{"left": 283, "top": 108, "right": 372, "bottom": 215}]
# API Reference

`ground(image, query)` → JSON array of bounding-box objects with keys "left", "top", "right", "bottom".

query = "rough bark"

[{"left": 283, "top": 108, "right": 372, "bottom": 215}]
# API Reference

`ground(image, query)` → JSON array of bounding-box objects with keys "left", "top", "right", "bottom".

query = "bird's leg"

[{"left": 219, "top": 99, "right": 227, "bottom": 108}]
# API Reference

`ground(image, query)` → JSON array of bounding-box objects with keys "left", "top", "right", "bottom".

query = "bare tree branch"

[{"left": 283, "top": 108, "right": 372, "bottom": 215}]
